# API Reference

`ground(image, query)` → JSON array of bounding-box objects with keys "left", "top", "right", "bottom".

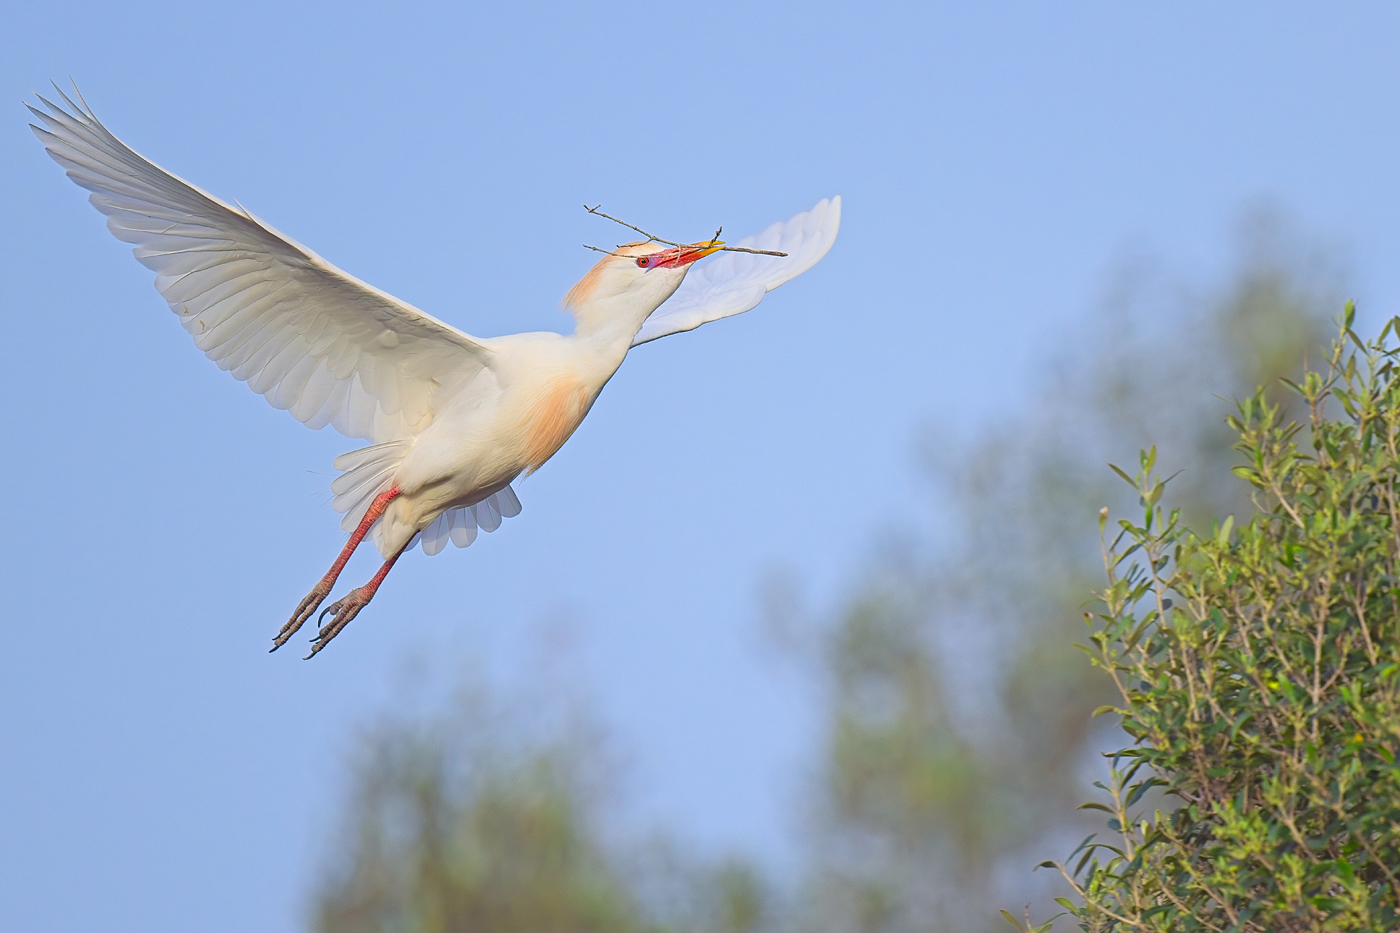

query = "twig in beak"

[{"left": 583, "top": 205, "right": 787, "bottom": 257}]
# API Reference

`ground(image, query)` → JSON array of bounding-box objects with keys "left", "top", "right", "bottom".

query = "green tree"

[
  {"left": 312, "top": 679, "right": 769, "bottom": 933},
  {"left": 1034, "top": 315, "right": 1400, "bottom": 932},
  {"left": 784, "top": 210, "right": 1341, "bottom": 933},
  {"left": 313, "top": 687, "right": 649, "bottom": 933}
]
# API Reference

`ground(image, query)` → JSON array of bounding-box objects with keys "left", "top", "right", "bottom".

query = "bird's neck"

[{"left": 567, "top": 294, "right": 661, "bottom": 362}]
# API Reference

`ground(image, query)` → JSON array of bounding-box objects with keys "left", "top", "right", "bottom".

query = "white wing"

[
  {"left": 630, "top": 197, "right": 841, "bottom": 347},
  {"left": 30, "top": 88, "right": 491, "bottom": 445}
]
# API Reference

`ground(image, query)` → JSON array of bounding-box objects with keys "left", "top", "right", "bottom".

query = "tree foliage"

[
  {"left": 1036, "top": 313, "right": 1400, "bottom": 932},
  {"left": 314, "top": 693, "right": 650, "bottom": 933},
  {"left": 786, "top": 210, "right": 1339, "bottom": 933},
  {"left": 312, "top": 685, "right": 767, "bottom": 933}
]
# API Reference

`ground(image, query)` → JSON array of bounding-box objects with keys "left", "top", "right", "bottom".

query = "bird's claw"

[
  {"left": 304, "top": 589, "right": 370, "bottom": 659},
  {"left": 271, "top": 579, "right": 333, "bottom": 651}
]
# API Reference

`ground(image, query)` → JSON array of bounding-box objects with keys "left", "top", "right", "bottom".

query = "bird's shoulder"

[
  {"left": 480, "top": 330, "right": 613, "bottom": 375},
  {"left": 477, "top": 330, "right": 571, "bottom": 355}
]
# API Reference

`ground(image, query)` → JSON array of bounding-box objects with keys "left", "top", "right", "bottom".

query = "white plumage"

[{"left": 30, "top": 87, "right": 840, "bottom": 656}]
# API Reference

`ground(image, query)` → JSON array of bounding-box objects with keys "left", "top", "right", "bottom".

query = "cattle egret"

[{"left": 30, "top": 88, "right": 841, "bottom": 657}]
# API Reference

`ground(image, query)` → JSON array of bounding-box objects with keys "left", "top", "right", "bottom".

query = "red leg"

[
  {"left": 271, "top": 486, "right": 400, "bottom": 651},
  {"left": 305, "top": 543, "right": 409, "bottom": 659}
]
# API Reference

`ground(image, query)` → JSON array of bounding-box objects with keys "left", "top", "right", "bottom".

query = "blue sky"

[{"left": 4, "top": 4, "right": 1400, "bottom": 931}]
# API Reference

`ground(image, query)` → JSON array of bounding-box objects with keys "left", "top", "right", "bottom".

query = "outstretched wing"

[
  {"left": 30, "top": 88, "right": 491, "bottom": 444},
  {"left": 630, "top": 197, "right": 841, "bottom": 347}
]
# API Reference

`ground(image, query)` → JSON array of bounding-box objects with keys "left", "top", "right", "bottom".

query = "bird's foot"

[
  {"left": 272, "top": 578, "right": 333, "bottom": 651},
  {"left": 305, "top": 587, "right": 373, "bottom": 659}
]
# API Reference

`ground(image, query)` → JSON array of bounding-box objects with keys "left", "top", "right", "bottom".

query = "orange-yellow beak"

[{"left": 645, "top": 240, "right": 725, "bottom": 269}]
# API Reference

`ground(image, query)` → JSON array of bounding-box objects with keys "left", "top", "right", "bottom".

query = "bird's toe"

[
  {"left": 271, "top": 581, "right": 333, "bottom": 651},
  {"left": 304, "top": 590, "right": 368, "bottom": 659}
]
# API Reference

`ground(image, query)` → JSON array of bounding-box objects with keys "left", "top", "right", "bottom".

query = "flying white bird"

[{"left": 29, "top": 88, "right": 841, "bottom": 657}]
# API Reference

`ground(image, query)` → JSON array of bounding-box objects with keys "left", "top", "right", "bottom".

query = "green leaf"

[
  {"left": 1067, "top": 833, "right": 1098, "bottom": 857},
  {"left": 1215, "top": 514, "right": 1234, "bottom": 546},
  {"left": 1124, "top": 777, "right": 1166, "bottom": 808},
  {"left": 1231, "top": 465, "right": 1260, "bottom": 484},
  {"left": 999, "top": 909, "right": 1022, "bottom": 931}
]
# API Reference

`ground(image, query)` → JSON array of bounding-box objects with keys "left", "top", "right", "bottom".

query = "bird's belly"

[{"left": 394, "top": 438, "right": 520, "bottom": 525}]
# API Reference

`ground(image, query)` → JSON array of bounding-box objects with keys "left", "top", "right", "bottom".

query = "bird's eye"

[{"left": 636, "top": 257, "right": 649, "bottom": 268}]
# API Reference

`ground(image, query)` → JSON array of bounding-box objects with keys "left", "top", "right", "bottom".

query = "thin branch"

[
  {"left": 582, "top": 204, "right": 787, "bottom": 256},
  {"left": 584, "top": 204, "right": 681, "bottom": 246}
]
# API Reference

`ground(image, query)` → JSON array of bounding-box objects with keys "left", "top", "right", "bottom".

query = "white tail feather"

[
  {"left": 397, "top": 486, "right": 521, "bottom": 556},
  {"left": 496, "top": 485, "right": 522, "bottom": 518},
  {"left": 448, "top": 508, "right": 478, "bottom": 547}
]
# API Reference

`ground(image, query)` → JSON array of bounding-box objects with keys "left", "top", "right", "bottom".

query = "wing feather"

[
  {"left": 630, "top": 197, "right": 841, "bottom": 347},
  {"left": 30, "top": 88, "right": 491, "bottom": 444}
]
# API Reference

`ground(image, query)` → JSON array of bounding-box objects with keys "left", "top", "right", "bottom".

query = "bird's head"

[{"left": 563, "top": 239, "right": 723, "bottom": 339}]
